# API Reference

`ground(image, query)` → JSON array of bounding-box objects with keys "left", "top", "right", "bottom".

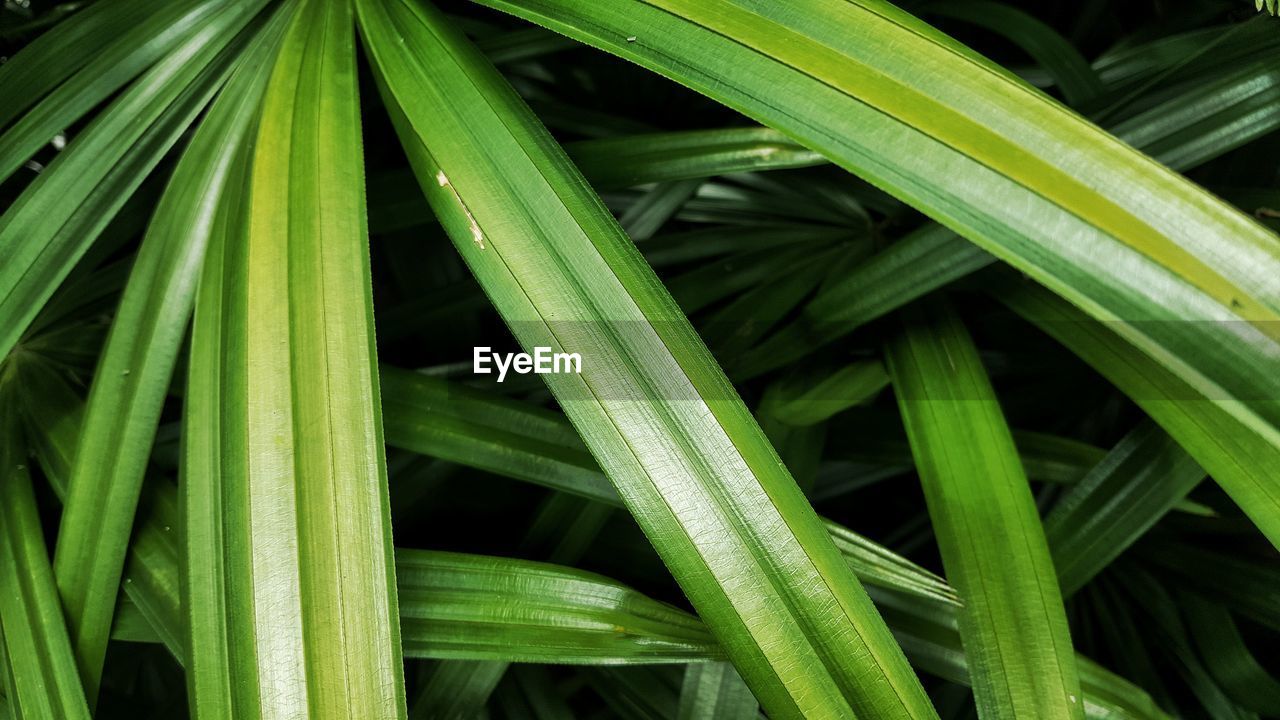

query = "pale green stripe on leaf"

[{"left": 183, "top": 0, "right": 405, "bottom": 717}]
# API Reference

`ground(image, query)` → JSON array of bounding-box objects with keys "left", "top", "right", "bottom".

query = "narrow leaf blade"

[
  {"left": 183, "top": 0, "right": 406, "bottom": 716},
  {"left": 356, "top": 2, "right": 935, "bottom": 717},
  {"left": 886, "top": 299, "right": 1082, "bottom": 719}
]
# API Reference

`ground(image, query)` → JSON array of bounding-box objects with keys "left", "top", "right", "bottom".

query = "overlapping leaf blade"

[
  {"left": 470, "top": 0, "right": 1280, "bottom": 549},
  {"left": 16, "top": 356, "right": 185, "bottom": 662},
  {"left": 356, "top": 1, "right": 935, "bottom": 716},
  {"left": 51, "top": 2, "right": 280, "bottom": 698},
  {"left": 0, "top": 0, "right": 223, "bottom": 184},
  {"left": 924, "top": 1, "right": 1103, "bottom": 106},
  {"left": 1045, "top": 422, "right": 1205, "bottom": 596},
  {"left": 996, "top": 278, "right": 1280, "bottom": 545},
  {"left": 380, "top": 366, "right": 957, "bottom": 608},
  {"left": 872, "top": 589, "right": 1168, "bottom": 720},
  {"left": 569, "top": 128, "right": 824, "bottom": 190},
  {"left": 0, "top": 373, "right": 90, "bottom": 720},
  {"left": 677, "top": 662, "right": 758, "bottom": 720},
  {"left": 0, "top": 0, "right": 268, "bottom": 364},
  {"left": 115, "top": 548, "right": 721, "bottom": 666},
  {"left": 0, "top": 0, "right": 153, "bottom": 129},
  {"left": 735, "top": 47, "right": 1280, "bottom": 381}
]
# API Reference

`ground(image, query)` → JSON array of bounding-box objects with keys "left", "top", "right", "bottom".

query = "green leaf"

[
  {"left": 396, "top": 550, "right": 719, "bottom": 664},
  {"left": 591, "top": 668, "right": 682, "bottom": 720},
  {"left": 498, "top": 666, "right": 576, "bottom": 720},
  {"left": 678, "top": 662, "right": 759, "bottom": 720},
  {"left": 118, "top": 485, "right": 185, "bottom": 664},
  {"left": 379, "top": 366, "right": 956, "bottom": 608},
  {"left": 472, "top": 0, "right": 1280, "bottom": 464},
  {"left": 569, "top": 127, "right": 825, "bottom": 189},
  {"left": 923, "top": 1, "right": 1103, "bottom": 106},
  {"left": 0, "top": 0, "right": 160, "bottom": 129},
  {"left": 701, "top": 247, "right": 857, "bottom": 359},
  {"left": 0, "top": 0, "right": 221, "bottom": 183},
  {"left": 0, "top": 0, "right": 268, "bottom": 365},
  {"left": 116, "top": 543, "right": 721, "bottom": 667},
  {"left": 15, "top": 347, "right": 186, "bottom": 665},
  {"left": 0, "top": 651, "right": 10, "bottom": 720},
  {"left": 0, "top": 374, "right": 91, "bottom": 720},
  {"left": 818, "top": 408, "right": 1107, "bottom": 489},
  {"left": 759, "top": 360, "right": 889, "bottom": 427},
  {"left": 356, "top": 2, "right": 935, "bottom": 716},
  {"left": 996, "top": 278, "right": 1280, "bottom": 547},
  {"left": 49, "top": 4, "right": 281, "bottom": 697},
  {"left": 872, "top": 589, "right": 1170, "bottom": 720},
  {"left": 366, "top": 129, "right": 833, "bottom": 233},
  {"left": 1180, "top": 591, "right": 1280, "bottom": 716},
  {"left": 733, "top": 226, "right": 992, "bottom": 380},
  {"left": 1109, "top": 60, "right": 1280, "bottom": 173},
  {"left": 618, "top": 179, "right": 702, "bottom": 241},
  {"left": 381, "top": 367, "right": 608, "bottom": 503},
  {"left": 757, "top": 415, "right": 825, "bottom": 494},
  {"left": 408, "top": 661, "right": 507, "bottom": 720},
  {"left": 1116, "top": 570, "right": 1258, "bottom": 720},
  {"left": 885, "top": 298, "right": 1082, "bottom": 719},
  {"left": 414, "top": 458, "right": 615, "bottom": 719},
  {"left": 108, "top": 547, "right": 1167, "bottom": 720},
  {"left": 666, "top": 244, "right": 841, "bottom": 315},
  {"left": 731, "top": 29, "right": 1280, "bottom": 380},
  {"left": 641, "top": 225, "right": 854, "bottom": 270},
  {"left": 1139, "top": 542, "right": 1280, "bottom": 632},
  {"left": 820, "top": 522, "right": 957, "bottom": 608},
  {"left": 475, "top": 25, "right": 579, "bottom": 64},
  {"left": 1044, "top": 421, "right": 1205, "bottom": 596},
  {"left": 182, "top": 0, "right": 405, "bottom": 717}
]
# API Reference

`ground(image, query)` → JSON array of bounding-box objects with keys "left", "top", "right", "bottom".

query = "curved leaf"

[
  {"left": 1181, "top": 592, "right": 1280, "bottom": 716},
  {"left": 0, "top": 0, "right": 221, "bottom": 183},
  {"left": 678, "top": 662, "right": 758, "bottom": 720},
  {"left": 0, "top": 0, "right": 267, "bottom": 364},
  {"left": 380, "top": 366, "right": 956, "bottom": 608},
  {"left": 924, "top": 1, "right": 1103, "bottom": 106},
  {"left": 872, "top": 589, "right": 1169, "bottom": 720},
  {"left": 15, "top": 357, "right": 185, "bottom": 662},
  {"left": 356, "top": 2, "right": 935, "bottom": 716},
  {"left": 569, "top": 127, "right": 824, "bottom": 189},
  {"left": 50, "top": 2, "right": 279, "bottom": 697},
  {"left": 470, "top": 0, "right": 1280, "bottom": 483},
  {"left": 0, "top": 0, "right": 127, "bottom": 127},
  {"left": 396, "top": 550, "right": 719, "bottom": 664},
  {"left": 996, "top": 278, "right": 1280, "bottom": 547}
]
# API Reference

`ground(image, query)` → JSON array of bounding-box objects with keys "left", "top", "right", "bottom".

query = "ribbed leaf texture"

[{"left": 181, "top": 0, "right": 406, "bottom": 717}]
